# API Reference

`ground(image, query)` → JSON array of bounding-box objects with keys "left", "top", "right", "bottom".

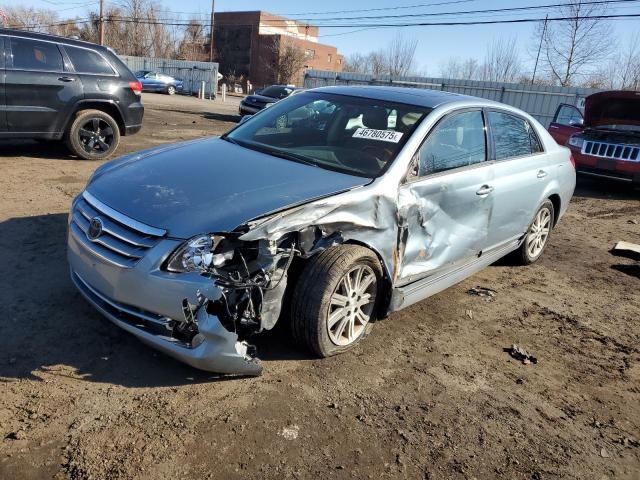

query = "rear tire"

[
  {"left": 515, "top": 200, "right": 555, "bottom": 265},
  {"left": 66, "top": 109, "right": 120, "bottom": 160},
  {"left": 290, "top": 245, "right": 383, "bottom": 357}
]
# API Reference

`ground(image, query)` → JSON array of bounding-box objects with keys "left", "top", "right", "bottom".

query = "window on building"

[
  {"left": 305, "top": 49, "right": 315, "bottom": 59},
  {"left": 327, "top": 54, "right": 332, "bottom": 63}
]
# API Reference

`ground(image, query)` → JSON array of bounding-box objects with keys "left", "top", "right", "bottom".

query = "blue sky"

[{"left": 5, "top": 0, "right": 640, "bottom": 74}]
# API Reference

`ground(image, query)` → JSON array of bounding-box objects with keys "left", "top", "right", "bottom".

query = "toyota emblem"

[{"left": 87, "top": 217, "right": 104, "bottom": 241}]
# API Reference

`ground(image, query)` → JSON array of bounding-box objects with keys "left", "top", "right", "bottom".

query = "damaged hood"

[
  {"left": 584, "top": 90, "right": 640, "bottom": 129},
  {"left": 87, "top": 137, "right": 370, "bottom": 238}
]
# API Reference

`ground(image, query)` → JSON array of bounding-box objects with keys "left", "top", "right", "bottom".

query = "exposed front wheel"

[
  {"left": 290, "top": 245, "right": 383, "bottom": 357},
  {"left": 516, "top": 200, "right": 555, "bottom": 265},
  {"left": 167, "top": 85, "right": 176, "bottom": 95},
  {"left": 66, "top": 110, "right": 120, "bottom": 160}
]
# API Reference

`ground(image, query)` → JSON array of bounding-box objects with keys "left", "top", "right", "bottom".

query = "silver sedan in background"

[{"left": 67, "top": 86, "right": 575, "bottom": 375}]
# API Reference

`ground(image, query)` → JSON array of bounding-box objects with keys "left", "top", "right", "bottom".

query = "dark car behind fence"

[
  {"left": 304, "top": 70, "right": 601, "bottom": 127},
  {"left": 120, "top": 56, "right": 219, "bottom": 98}
]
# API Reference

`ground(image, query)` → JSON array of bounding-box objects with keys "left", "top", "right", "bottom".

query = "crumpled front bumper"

[{"left": 68, "top": 229, "right": 262, "bottom": 376}]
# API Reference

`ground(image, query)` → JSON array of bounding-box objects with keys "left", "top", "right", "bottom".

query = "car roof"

[
  {"left": 0, "top": 27, "right": 109, "bottom": 52},
  {"left": 308, "top": 85, "right": 492, "bottom": 109}
]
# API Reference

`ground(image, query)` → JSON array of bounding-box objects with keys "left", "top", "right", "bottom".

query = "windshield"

[
  {"left": 260, "top": 86, "right": 291, "bottom": 98},
  {"left": 225, "top": 92, "right": 431, "bottom": 177}
]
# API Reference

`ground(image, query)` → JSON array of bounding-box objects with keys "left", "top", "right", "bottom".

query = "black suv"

[{"left": 0, "top": 29, "right": 144, "bottom": 160}]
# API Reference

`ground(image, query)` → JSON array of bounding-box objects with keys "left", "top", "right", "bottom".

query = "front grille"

[
  {"left": 70, "top": 191, "right": 166, "bottom": 268},
  {"left": 582, "top": 141, "right": 640, "bottom": 161}
]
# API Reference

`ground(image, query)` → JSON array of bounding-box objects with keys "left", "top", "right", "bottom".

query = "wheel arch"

[
  {"left": 65, "top": 100, "right": 126, "bottom": 136},
  {"left": 548, "top": 193, "right": 561, "bottom": 227}
]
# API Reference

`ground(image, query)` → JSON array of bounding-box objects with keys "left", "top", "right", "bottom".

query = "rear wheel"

[
  {"left": 516, "top": 200, "right": 555, "bottom": 265},
  {"left": 291, "top": 245, "right": 383, "bottom": 357},
  {"left": 66, "top": 109, "right": 120, "bottom": 160}
]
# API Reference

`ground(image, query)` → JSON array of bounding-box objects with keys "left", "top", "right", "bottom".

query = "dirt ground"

[{"left": 1, "top": 93, "right": 639, "bottom": 480}]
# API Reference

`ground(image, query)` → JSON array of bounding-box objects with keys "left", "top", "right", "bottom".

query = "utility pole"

[
  {"left": 209, "top": 0, "right": 215, "bottom": 62},
  {"left": 99, "top": 0, "right": 105, "bottom": 45},
  {"left": 531, "top": 14, "right": 548, "bottom": 85}
]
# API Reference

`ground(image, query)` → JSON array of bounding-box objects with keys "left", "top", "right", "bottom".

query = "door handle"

[
  {"left": 476, "top": 185, "right": 494, "bottom": 196},
  {"left": 58, "top": 76, "right": 75, "bottom": 82},
  {"left": 537, "top": 170, "right": 548, "bottom": 178}
]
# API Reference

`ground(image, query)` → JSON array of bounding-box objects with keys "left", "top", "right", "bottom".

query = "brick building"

[{"left": 213, "top": 11, "right": 344, "bottom": 87}]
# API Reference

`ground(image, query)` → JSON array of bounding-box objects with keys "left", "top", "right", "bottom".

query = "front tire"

[
  {"left": 167, "top": 85, "right": 176, "bottom": 95},
  {"left": 65, "top": 109, "right": 120, "bottom": 160},
  {"left": 516, "top": 200, "right": 555, "bottom": 265},
  {"left": 291, "top": 245, "right": 383, "bottom": 357}
]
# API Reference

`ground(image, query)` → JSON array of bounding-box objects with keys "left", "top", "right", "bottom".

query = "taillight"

[
  {"left": 569, "top": 154, "right": 576, "bottom": 169},
  {"left": 128, "top": 80, "right": 142, "bottom": 95}
]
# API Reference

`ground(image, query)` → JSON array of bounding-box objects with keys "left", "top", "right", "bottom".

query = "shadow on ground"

[
  {"left": 0, "top": 213, "right": 310, "bottom": 388},
  {"left": 0, "top": 139, "right": 76, "bottom": 160}
]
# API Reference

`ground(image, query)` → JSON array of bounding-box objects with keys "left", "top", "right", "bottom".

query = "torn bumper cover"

[{"left": 69, "top": 270, "right": 263, "bottom": 376}]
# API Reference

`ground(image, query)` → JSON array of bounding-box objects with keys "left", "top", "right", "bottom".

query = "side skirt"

[{"left": 389, "top": 239, "right": 521, "bottom": 312}]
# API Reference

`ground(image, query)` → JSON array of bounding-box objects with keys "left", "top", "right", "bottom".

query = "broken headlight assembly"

[{"left": 165, "top": 234, "right": 233, "bottom": 273}]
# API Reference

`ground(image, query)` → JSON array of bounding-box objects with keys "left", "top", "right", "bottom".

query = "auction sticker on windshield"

[{"left": 353, "top": 128, "right": 403, "bottom": 143}]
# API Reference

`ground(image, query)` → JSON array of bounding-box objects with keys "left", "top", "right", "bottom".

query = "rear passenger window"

[
  {"left": 488, "top": 111, "right": 542, "bottom": 160},
  {"left": 65, "top": 46, "right": 114, "bottom": 75},
  {"left": 10, "top": 37, "right": 63, "bottom": 72},
  {"left": 417, "top": 110, "right": 486, "bottom": 176}
]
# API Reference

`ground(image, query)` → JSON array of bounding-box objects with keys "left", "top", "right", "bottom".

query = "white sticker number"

[{"left": 352, "top": 128, "right": 403, "bottom": 143}]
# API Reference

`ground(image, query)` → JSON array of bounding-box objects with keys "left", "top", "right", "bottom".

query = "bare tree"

[
  {"left": 386, "top": 33, "right": 418, "bottom": 77},
  {"left": 440, "top": 57, "right": 479, "bottom": 80},
  {"left": 343, "top": 53, "right": 368, "bottom": 73},
  {"left": 533, "top": 0, "right": 614, "bottom": 86},
  {"left": 481, "top": 37, "right": 521, "bottom": 82},
  {"left": 614, "top": 33, "right": 640, "bottom": 90},
  {"left": 268, "top": 37, "right": 308, "bottom": 85}
]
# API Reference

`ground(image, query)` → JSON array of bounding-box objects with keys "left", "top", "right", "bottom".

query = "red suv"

[{"left": 548, "top": 91, "right": 640, "bottom": 185}]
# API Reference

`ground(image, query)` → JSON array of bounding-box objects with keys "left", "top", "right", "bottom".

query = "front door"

[
  {"left": 548, "top": 104, "right": 583, "bottom": 146},
  {"left": 4, "top": 35, "right": 83, "bottom": 135},
  {"left": 397, "top": 109, "right": 494, "bottom": 285}
]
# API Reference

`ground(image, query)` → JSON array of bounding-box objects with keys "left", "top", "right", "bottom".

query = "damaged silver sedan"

[{"left": 67, "top": 86, "right": 576, "bottom": 375}]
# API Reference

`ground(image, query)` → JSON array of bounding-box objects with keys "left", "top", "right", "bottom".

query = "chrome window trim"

[{"left": 82, "top": 191, "right": 167, "bottom": 237}]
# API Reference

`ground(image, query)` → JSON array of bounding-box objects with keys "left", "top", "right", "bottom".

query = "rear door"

[
  {"left": 397, "top": 109, "right": 494, "bottom": 283},
  {"left": 5, "top": 35, "right": 83, "bottom": 135},
  {"left": 0, "top": 36, "right": 6, "bottom": 131},
  {"left": 484, "top": 110, "right": 551, "bottom": 250},
  {"left": 548, "top": 104, "right": 583, "bottom": 145}
]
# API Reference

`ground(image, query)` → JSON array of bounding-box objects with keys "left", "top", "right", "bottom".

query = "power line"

[
  {"left": 81, "top": 0, "right": 640, "bottom": 26},
  {"left": 11, "top": 12, "right": 640, "bottom": 30}
]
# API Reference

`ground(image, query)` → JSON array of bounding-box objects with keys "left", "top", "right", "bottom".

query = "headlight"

[
  {"left": 567, "top": 135, "right": 584, "bottom": 148},
  {"left": 166, "top": 234, "right": 233, "bottom": 273}
]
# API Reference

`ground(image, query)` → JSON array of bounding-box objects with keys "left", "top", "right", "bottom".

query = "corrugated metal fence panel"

[
  {"left": 119, "top": 56, "right": 219, "bottom": 98},
  {"left": 304, "top": 70, "right": 601, "bottom": 126}
]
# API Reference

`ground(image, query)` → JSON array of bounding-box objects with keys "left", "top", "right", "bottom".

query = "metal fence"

[
  {"left": 120, "top": 56, "right": 219, "bottom": 98},
  {"left": 304, "top": 70, "right": 602, "bottom": 127}
]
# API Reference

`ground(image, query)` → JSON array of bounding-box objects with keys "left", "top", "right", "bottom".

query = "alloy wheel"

[
  {"left": 327, "top": 265, "right": 377, "bottom": 346},
  {"left": 526, "top": 207, "right": 551, "bottom": 259},
  {"left": 78, "top": 118, "right": 114, "bottom": 155}
]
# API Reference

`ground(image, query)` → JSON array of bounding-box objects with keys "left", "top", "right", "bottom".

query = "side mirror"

[
  {"left": 569, "top": 118, "right": 584, "bottom": 127},
  {"left": 239, "top": 115, "right": 253, "bottom": 124}
]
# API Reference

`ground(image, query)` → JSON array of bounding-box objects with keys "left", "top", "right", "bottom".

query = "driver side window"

[{"left": 416, "top": 110, "right": 486, "bottom": 177}]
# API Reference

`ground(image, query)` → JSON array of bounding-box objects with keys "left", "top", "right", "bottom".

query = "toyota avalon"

[{"left": 67, "top": 86, "right": 575, "bottom": 375}]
